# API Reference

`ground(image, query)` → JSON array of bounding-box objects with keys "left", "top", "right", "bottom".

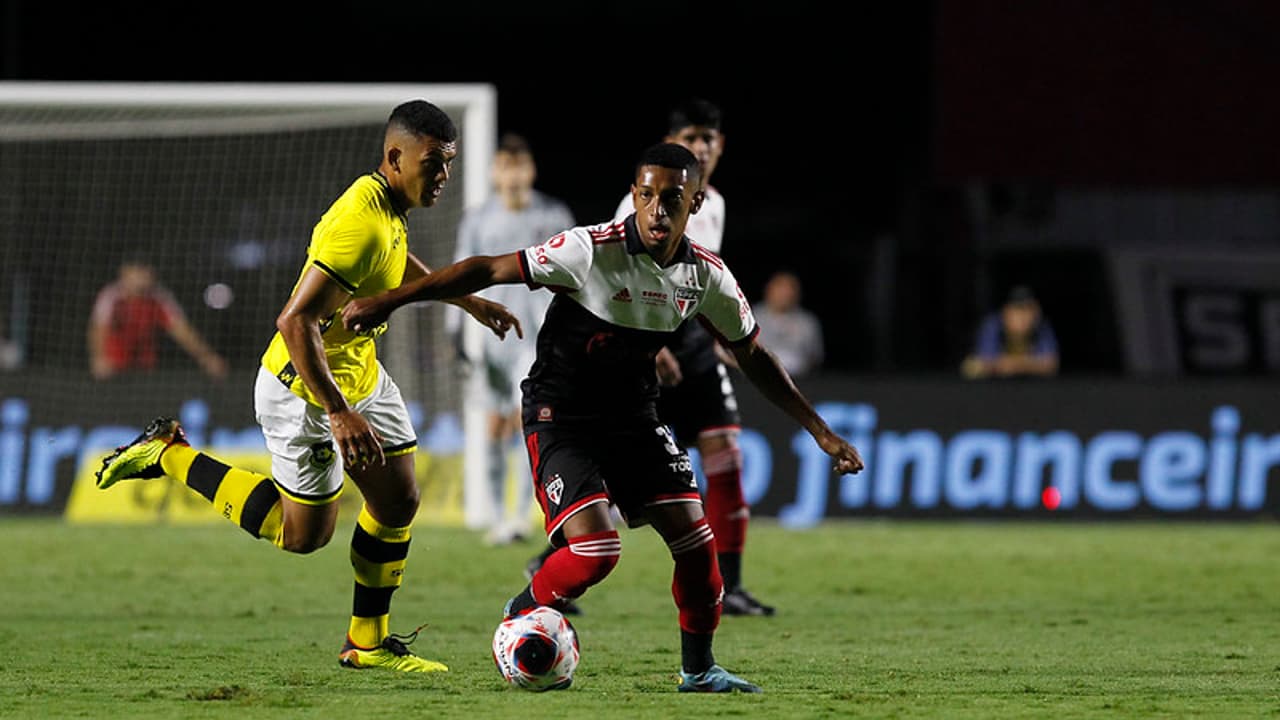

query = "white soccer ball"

[{"left": 492, "top": 606, "right": 580, "bottom": 691}]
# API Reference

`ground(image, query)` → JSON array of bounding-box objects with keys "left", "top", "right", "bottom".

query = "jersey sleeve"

[
  {"left": 309, "top": 215, "right": 378, "bottom": 293},
  {"left": 695, "top": 263, "right": 758, "bottom": 347},
  {"left": 1035, "top": 321, "right": 1060, "bottom": 356},
  {"left": 518, "top": 228, "right": 593, "bottom": 291},
  {"left": 974, "top": 315, "right": 1002, "bottom": 359}
]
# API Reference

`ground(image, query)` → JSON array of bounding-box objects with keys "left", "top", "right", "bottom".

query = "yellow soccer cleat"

[
  {"left": 339, "top": 632, "right": 449, "bottom": 673},
  {"left": 95, "top": 417, "right": 188, "bottom": 490}
]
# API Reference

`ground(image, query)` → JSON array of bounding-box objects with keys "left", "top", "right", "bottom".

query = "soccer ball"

[{"left": 492, "top": 606, "right": 580, "bottom": 691}]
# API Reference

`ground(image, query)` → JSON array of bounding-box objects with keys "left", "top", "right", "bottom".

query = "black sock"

[
  {"left": 681, "top": 630, "right": 715, "bottom": 674},
  {"left": 718, "top": 552, "right": 741, "bottom": 591},
  {"left": 505, "top": 584, "right": 537, "bottom": 618}
]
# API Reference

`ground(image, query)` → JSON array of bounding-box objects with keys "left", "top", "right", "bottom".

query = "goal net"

[{"left": 0, "top": 82, "right": 497, "bottom": 528}]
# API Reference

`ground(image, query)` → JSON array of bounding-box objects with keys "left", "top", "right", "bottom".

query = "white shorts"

[{"left": 253, "top": 363, "right": 416, "bottom": 504}]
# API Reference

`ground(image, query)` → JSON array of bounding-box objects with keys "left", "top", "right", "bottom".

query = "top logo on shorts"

[
  {"left": 545, "top": 473, "right": 564, "bottom": 505},
  {"left": 309, "top": 441, "right": 336, "bottom": 469}
]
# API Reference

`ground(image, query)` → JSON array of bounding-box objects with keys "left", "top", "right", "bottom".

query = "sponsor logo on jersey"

[
  {"left": 537, "top": 405, "right": 554, "bottom": 423},
  {"left": 532, "top": 234, "right": 566, "bottom": 266},
  {"left": 546, "top": 473, "right": 564, "bottom": 505},
  {"left": 611, "top": 288, "right": 633, "bottom": 303},
  {"left": 640, "top": 290, "right": 668, "bottom": 306}
]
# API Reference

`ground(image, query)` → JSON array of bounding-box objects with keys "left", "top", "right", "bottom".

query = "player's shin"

[
  {"left": 515, "top": 530, "right": 620, "bottom": 615},
  {"left": 348, "top": 504, "right": 412, "bottom": 648},
  {"left": 668, "top": 517, "right": 723, "bottom": 673},
  {"left": 160, "top": 445, "right": 283, "bottom": 544},
  {"left": 701, "top": 445, "right": 748, "bottom": 589}
]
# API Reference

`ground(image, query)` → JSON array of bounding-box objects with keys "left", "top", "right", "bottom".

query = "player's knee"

[
  {"left": 369, "top": 493, "right": 420, "bottom": 528},
  {"left": 566, "top": 530, "right": 622, "bottom": 586},
  {"left": 581, "top": 548, "right": 620, "bottom": 584},
  {"left": 280, "top": 525, "right": 334, "bottom": 554}
]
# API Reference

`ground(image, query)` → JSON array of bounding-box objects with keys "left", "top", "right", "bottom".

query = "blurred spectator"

[
  {"left": 961, "top": 285, "right": 1059, "bottom": 379},
  {"left": 88, "top": 260, "right": 228, "bottom": 380},
  {"left": 751, "top": 270, "right": 824, "bottom": 377},
  {"left": 450, "top": 133, "right": 574, "bottom": 545}
]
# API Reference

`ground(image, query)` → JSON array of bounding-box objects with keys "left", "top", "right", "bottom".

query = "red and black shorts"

[{"left": 523, "top": 419, "right": 700, "bottom": 542}]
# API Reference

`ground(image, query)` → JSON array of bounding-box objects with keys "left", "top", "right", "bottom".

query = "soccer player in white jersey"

[
  {"left": 344, "top": 143, "right": 863, "bottom": 692},
  {"left": 450, "top": 133, "right": 575, "bottom": 545},
  {"left": 525, "top": 98, "right": 771, "bottom": 615}
]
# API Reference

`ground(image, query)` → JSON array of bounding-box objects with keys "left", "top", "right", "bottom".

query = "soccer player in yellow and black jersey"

[{"left": 95, "top": 100, "right": 522, "bottom": 673}]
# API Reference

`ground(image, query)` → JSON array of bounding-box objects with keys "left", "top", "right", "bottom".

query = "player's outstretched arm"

[
  {"left": 402, "top": 251, "right": 522, "bottom": 340},
  {"left": 343, "top": 253, "right": 524, "bottom": 335},
  {"left": 730, "top": 338, "right": 864, "bottom": 475}
]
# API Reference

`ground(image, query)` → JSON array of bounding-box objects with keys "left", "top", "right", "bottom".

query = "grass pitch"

[{"left": 1, "top": 518, "right": 1277, "bottom": 719}]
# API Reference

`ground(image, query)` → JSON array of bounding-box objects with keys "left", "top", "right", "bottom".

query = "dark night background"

[{"left": 6, "top": 0, "right": 1280, "bottom": 375}]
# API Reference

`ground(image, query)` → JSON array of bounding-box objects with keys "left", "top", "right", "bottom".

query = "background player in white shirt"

[
  {"left": 449, "top": 133, "right": 575, "bottom": 545},
  {"left": 619, "top": 99, "right": 772, "bottom": 615},
  {"left": 343, "top": 143, "right": 863, "bottom": 693}
]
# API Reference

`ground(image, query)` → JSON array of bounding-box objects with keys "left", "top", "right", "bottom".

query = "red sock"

[
  {"left": 531, "top": 530, "right": 620, "bottom": 609},
  {"left": 668, "top": 518, "right": 723, "bottom": 634},
  {"left": 701, "top": 446, "right": 747, "bottom": 553}
]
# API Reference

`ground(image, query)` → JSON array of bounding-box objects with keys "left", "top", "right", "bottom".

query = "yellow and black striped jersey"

[{"left": 261, "top": 172, "right": 408, "bottom": 407}]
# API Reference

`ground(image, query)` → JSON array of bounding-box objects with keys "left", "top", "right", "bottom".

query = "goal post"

[{"left": 0, "top": 82, "right": 499, "bottom": 529}]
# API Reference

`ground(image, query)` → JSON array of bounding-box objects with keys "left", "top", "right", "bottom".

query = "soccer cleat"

[
  {"left": 722, "top": 587, "right": 776, "bottom": 617},
  {"left": 339, "top": 629, "right": 448, "bottom": 673},
  {"left": 678, "top": 664, "right": 762, "bottom": 693},
  {"left": 95, "top": 417, "right": 189, "bottom": 490}
]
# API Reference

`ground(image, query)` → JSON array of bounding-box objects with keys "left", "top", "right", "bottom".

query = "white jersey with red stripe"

[
  {"left": 614, "top": 184, "right": 725, "bottom": 253},
  {"left": 516, "top": 214, "right": 756, "bottom": 423}
]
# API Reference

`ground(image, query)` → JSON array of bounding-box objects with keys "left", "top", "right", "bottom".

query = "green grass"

[{"left": 2, "top": 518, "right": 1278, "bottom": 719}]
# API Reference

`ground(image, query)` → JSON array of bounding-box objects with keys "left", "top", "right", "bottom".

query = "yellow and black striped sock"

[
  {"left": 348, "top": 505, "right": 411, "bottom": 648},
  {"left": 160, "top": 445, "right": 284, "bottom": 546}
]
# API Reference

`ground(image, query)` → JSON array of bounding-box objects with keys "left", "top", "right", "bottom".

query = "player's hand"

[
  {"left": 342, "top": 297, "right": 390, "bottom": 334},
  {"left": 463, "top": 297, "right": 523, "bottom": 340},
  {"left": 655, "top": 347, "right": 683, "bottom": 386},
  {"left": 90, "top": 356, "right": 115, "bottom": 380},
  {"left": 328, "top": 407, "right": 385, "bottom": 470},
  {"left": 201, "top": 353, "right": 229, "bottom": 381},
  {"left": 816, "top": 430, "right": 864, "bottom": 475}
]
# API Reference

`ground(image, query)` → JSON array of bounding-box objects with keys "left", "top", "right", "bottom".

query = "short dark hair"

[
  {"left": 667, "top": 98, "right": 722, "bottom": 135},
  {"left": 497, "top": 132, "right": 532, "bottom": 156},
  {"left": 387, "top": 100, "right": 458, "bottom": 143},
  {"left": 636, "top": 142, "right": 702, "bottom": 183}
]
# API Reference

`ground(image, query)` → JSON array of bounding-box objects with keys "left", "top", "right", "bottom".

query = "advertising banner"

[{"left": 3, "top": 372, "right": 1278, "bottom": 525}]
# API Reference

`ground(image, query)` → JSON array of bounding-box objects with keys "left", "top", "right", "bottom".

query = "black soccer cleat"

[{"left": 722, "top": 587, "right": 776, "bottom": 617}]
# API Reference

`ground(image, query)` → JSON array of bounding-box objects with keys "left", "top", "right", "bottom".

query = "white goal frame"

[{"left": 0, "top": 81, "right": 500, "bottom": 529}]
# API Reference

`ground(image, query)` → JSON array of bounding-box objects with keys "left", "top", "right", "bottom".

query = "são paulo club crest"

[
  {"left": 675, "top": 286, "right": 701, "bottom": 316},
  {"left": 545, "top": 474, "right": 564, "bottom": 505}
]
